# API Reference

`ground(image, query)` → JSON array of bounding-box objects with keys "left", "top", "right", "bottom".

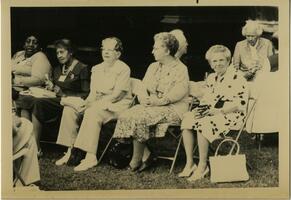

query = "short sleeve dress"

[
  {"left": 113, "top": 59, "right": 190, "bottom": 143},
  {"left": 181, "top": 66, "right": 248, "bottom": 143}
]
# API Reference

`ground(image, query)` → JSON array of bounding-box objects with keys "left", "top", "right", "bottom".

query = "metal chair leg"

[
  {"left": 98, "top": 135, "right": 114, "bottom": 163},
  {"left": 13, "top": 165, "right": 26, "bottom": 186},
  {"left": 169, "top": 135, "right": 182, "bottom": 174},
  {"left": 258, "top": 134, "right": 263, "bottom": 152}
]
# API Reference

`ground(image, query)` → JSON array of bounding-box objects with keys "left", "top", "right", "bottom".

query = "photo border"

[{"left": 1, "top": 0, "right": 289, "bottom": 199}]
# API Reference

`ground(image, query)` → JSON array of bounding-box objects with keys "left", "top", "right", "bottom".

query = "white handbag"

[{"left": 209, "top": 138, "right": 249, "bottom": 183}]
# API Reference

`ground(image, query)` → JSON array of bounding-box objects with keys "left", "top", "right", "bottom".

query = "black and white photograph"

[{"left": 2, "top": 0, "right": 289, "bottom": 199}]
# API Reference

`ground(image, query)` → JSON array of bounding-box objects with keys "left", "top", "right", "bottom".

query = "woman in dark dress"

[{"left": 31, "top": 39, "right": 90, "bottom": 151}]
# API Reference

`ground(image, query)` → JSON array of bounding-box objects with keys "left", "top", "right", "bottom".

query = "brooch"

[{"left": 70, "top": 73, "right": 75, "bottom": 79}]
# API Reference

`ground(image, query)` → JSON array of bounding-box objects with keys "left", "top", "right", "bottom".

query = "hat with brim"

[{"left": 13, "top": 118, "right": 33, "bottom": 154}]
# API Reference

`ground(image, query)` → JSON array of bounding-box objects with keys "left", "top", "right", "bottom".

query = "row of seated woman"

[{"left": 12, "top": 20, "right": 278, "bottom": 183}]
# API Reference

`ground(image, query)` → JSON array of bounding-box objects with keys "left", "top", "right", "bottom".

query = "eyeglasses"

[{"left": 100, "top": 47, "right": 116, "bottom": 52}]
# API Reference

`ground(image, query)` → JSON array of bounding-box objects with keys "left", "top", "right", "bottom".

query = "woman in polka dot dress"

[{"left": 179, "top": 45, "right": 248, "bottom": 182}]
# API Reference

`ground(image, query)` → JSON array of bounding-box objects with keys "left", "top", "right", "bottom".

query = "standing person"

[
  {"left": 112, "top": 32, "right": 189, "bottom": 173},
  {"left": 12, "top": 34, "right": 52, "bottom": 119},
  {"left": 233, "top": 20, "right": 273, "bottom": 81},
  {"left": 55, "top": 37, "right": 132, "bottom": 172},
  {"left": 179, "top": 45, "right": 248, "bottom": 181},
  {"left": 246, "top": 31, "right": 280, "bottom": 135},
  {"left": 31, "top": 39, "right": 90, "bottom": 152}
]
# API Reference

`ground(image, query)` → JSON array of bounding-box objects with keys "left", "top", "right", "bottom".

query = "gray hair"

[
  {"left": 205, "top": 45, "right": 231, "bottom": 62},
  {"left": 242, "top": 20, "right": 263, "bottom": 36}
]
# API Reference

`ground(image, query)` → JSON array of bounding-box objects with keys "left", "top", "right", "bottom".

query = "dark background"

[{"left": 11, "top": 6, "right": 278, "bottom": 81}]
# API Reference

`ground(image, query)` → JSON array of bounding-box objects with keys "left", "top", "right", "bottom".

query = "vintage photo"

[{"left": 2, "top": 0, "right": 289, "bottom": 199}]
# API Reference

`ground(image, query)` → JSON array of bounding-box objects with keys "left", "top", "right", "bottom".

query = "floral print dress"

[
  {"left": 113, "top": 60, "right": 189, "bottom": 143},
  {"left": 181, "top": 66, "right": 248, "bottom": 143}
]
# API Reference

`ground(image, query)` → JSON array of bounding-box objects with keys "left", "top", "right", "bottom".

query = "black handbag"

[{"left": 107, "top": 140, "right": 133, "bottom": 169}]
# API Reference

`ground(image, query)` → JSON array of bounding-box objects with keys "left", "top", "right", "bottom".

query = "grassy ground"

[{"left": 38, "top": 131, "right": 278, "bottom": 191}]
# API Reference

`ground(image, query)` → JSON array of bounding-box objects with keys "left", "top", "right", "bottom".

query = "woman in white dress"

[{"left": 179, "top": 45, "right": 248, "bottom": 181}]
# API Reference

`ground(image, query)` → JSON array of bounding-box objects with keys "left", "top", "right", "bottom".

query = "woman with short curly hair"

[
  {"left": 179, "top": 45, "right": 248, "bottom": 181},
  {"left": 112, "top": 32, "right": 190, "bottom": 173}
]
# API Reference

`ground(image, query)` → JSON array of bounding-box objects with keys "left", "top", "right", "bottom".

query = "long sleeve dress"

[{"left": 32, "top": 59, "right": 90, "bottom": 123}]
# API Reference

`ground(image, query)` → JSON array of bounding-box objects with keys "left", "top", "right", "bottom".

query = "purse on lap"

[{"left": 209, "top": 138, "right": 249, "bottom": 183}]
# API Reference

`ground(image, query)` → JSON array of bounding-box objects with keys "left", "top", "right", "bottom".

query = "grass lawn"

[{"left": 38, "top": 131, "right": 278, "bottom": 191}]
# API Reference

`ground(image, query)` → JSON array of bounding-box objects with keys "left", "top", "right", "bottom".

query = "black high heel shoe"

[
  {"left": 126, "top": 161, "right": 142, "bottom": 172},
  {"left": 67, "top": 147, "right": 86, "bottom": 166},
  {"left": 137, "top": 153, "right": 157, "bottom": 173}
]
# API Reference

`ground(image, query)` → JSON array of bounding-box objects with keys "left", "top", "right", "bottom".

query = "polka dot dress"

[{"left": 181, "top": 66, "right": 248, "bottom": 143}]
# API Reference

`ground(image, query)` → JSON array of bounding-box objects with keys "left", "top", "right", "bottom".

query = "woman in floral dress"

[{"left": 113, "top": 32, "right": 190, "bottom": 172}]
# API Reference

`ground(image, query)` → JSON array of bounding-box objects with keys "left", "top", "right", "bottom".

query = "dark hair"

[
  {"left": 54, "top": 39, "right": 75, "bottom": 54},
  {"left": 24, "top": 32, "right": 41, "bottom": 44},
  {"left": 23, "top": 33, "right": 41, "bottom": 52},
  {"left": 102, "top": 37, "right": 123, "bottom": 53},
  {"left": 154, "top": 32, "right": 179, "bottom": 57}
]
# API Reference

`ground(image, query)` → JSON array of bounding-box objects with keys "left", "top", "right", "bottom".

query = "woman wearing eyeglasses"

[{"left": 54, "top": 37, "right": 132, "bottom": 172}]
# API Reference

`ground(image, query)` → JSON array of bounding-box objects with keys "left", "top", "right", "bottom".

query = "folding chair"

[
  {"left": 247, "top": 97, "right": 276, "bottom": 152},
  {"left": 97, "top": 78, "right": 141, "bottom": 163},
  {"left": 156, "top": 81, "right": 205, "bottom": 174},
  {"left": 13, "top": 118, "right": 33, "bottom": 187},
  {"left": 13, "top": 147, "right": 29, "bottom": 186}
]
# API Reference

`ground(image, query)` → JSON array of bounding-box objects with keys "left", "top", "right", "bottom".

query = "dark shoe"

[
  {"left": 67, "top": 148, "right": 86, "bottom": 166},
  {"left": 137, "top": 153, "right": 157, "bottom": 173},
  {"left": 126, "top": 165, "right": 139, "bottom": 172},
  {"left": 126, "top": 161, "right": 142, "bottom": 172}
]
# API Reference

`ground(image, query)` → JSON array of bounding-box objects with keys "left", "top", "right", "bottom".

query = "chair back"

[
  {"left": 130, "top": 78, "right": 142, "bottom": 96},
  {"left": 129, "top": 78, "right": 142, "bottom": 107},
  {"left": 189, "top": 81, "right": 206, "bottom": 98},
  {"left": 187, "top": 81, "right": 206, "bottom": 111}
]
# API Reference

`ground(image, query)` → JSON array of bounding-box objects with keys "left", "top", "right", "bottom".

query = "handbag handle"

[{"left": 214, "top": 138, "right": 240, "bottom": 156}]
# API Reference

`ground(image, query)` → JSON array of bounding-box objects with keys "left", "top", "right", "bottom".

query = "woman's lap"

[
  {"left": 113, "top": 105, "right": 180, "bottom": 142},
  {"left": 181, "top": 112, "right": 242, "bottom": 143},
  {"left": 33, "top": 97, "right": 63, "bottom": 123},
  {"left": 15, "top": 95, "right": 36, "bottom": 110}
]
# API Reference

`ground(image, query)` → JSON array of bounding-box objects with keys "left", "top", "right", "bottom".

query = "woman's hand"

[
  {"left": 13, "top": 77, "right": 22, "bottom": 86},
  {"left": 190, "top": 108, "right": 205, "bottom": 119},
  {"left": 139, "top": 96, "right": 151, "bottom": 106},
  {"left": 53, "top": 85, "right": 61, "bottom": 94},
  {"left": 44, "top": 74, "right": 54, "bottom": 91},
  {"left": 148, "top": 96, "right": 161, "bottom": 106},
  {"left": 203, "top": 108, "right": 222, "bottom": 116},
  {"left": 83, "top": 100, "right": 92, "bottom": 109}
]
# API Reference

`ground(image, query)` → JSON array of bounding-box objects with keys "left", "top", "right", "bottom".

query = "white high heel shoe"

[
  {"left": 187, "top": 166, "right": 209, "bottom": 182},
  {"left": 178, "top": 164, "right": 198, "bottom": 178},
  {"left": 55, "top": 152, "right": 71, "bottom": 166}
]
